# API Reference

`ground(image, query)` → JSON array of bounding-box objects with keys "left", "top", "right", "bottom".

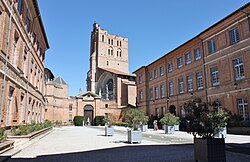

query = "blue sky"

[{"left": 38, "top": 0, "right": 249, "bottom": 96}]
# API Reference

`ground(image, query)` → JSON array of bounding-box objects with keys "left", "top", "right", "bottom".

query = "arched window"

[
  {"left": 117, "top": 48, "right": 122, "bottom": 57},
  {"left": 102, "top": 35, "right": 104, "bottom": 42}
]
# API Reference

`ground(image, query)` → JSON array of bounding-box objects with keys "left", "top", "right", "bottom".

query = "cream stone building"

[
  {"left": 45, "top": 23, "right": 137, "bottom": 125},
  {"left": 0, "top": 0, "right": 49, "bottom": 126}
]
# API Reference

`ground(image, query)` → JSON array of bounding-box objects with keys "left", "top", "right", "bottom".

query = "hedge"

[
  {"left": 94, "top": 116, "right": 105, "bottom": 126},
  {"left": 73, "top": 116, "right": 84, "bottom": 126}
]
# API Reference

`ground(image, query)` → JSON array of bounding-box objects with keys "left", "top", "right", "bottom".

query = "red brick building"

[
  {"left": 0, "top": 0, "right": 49, "bottom": 126},
  {"left": 133, "top": 3, "right": 250, "bottom": 121}
]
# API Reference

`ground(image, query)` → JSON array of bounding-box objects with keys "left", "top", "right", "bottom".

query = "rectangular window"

[
  {"left": 69, "top": 104, "right": 73, "bottom": 111},
  {"left": 187, "top": 75, "right": 193, "bottom": 92},
  {"left": 185, "top": 52, "right": 191, "bottom": 65},
  {"left": 194, "top": 47, "right": 201, "bottom": 60},
  {"left": 196, "top": 72, "right": 203, "bottom": 90},
  {"left": 160, "top": 84, "right": 165, "bottom": 98},
  {"left": 149, "top": 71, "right": 153, "bottom": 80},
  {"left": 25, "top": 17, "right": 30, "bottom": 32},
  {"left": 238, "top": 98, "right": 249, "bottom": 120},
  {"left": 229, "top": 27, "right": 240, "bottom": 45},
  {"left": 233, "top": 57, "right": 244, "bottom": 80},
  {"left": 180, "top": 105, "right": 185, "bottom": 118},
  {"left": 154, "top": 69, "right": 158, "bottom": 79},
  {"left": 208, "top": 40, "right": 216, "bottom": 54},
  {"left": 69, "top": 114, "right": 72, "bottom": 122},
  {"left": 177, "top": 56, "right": 182, "bottom": 68},
  {"left": 139, "top": 75, "right": 142, "bottom": 84},
  {"left": 155, "top": 87, "right": 159, "bottom": 99},
  {"left": 169, "top": 81, "right": 174, "bottom": 96},
  {"left": 139, "top": 90, "right": 143, "bottom": 102},
  {"left": 149, "top": 88, "right": 153, "bottom": 100},
  {"left": 178, "top": 78, "right": 184, "bottom": 94},
  {"left": 211, "top": 66, "right": 219, "bottom": 86},
  {"left": 168, "top": 62, "right": 173, "bottom": 72},
  {"left": 155, "top": 108, "right": 159, "bottom": 117},
  {"left": 160, "top": 66, "right": 164, "bottom": 76}
]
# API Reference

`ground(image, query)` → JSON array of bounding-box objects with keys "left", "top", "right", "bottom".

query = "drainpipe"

[
  {"left": 200, "top": 38, "right": 209, "bottom": 104},
  {"left": 0, "top": 0, "right": 14, "bottom": 124}
]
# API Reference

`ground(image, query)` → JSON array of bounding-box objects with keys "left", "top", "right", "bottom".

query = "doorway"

[{"left": 84, "top": 105, "right": 94, "bottom": 125}]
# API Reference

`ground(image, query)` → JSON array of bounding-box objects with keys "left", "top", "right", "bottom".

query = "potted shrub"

[
  {"left": 104, "top": 113, "right": 116, "bottom": 136},
  {"left": 124, "top": 108, "right": 148, "bottom": 144},
  {"left": 139, "top": 113, "right": 149, "bottom": 132},
  {"left": 184, "top": 98, "right": 230, "bottom": 162},
  {"left": 210, "top": 107, "right": 230, "bottom": 138},
  {"left": 160, "top": 113, "right": 180, "bottom": 134}
]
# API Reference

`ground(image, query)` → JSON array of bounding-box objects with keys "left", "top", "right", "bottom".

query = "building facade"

[
  {"left": 134, "top": 3, "right": 250, "bottom": 121},
  {"left": 44, "top": 23, "right": 137, "bottom": 124},
  {"left": 0, "top": 0, "right": 49, "bottom": 126}
]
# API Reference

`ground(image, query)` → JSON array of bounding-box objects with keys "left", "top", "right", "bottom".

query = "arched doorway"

[
  {"left": 84, "top": 105, "right": 94, "bottom": 125},
  {"left": 169, "top": 105, "right": 176, "bottom": 115}
]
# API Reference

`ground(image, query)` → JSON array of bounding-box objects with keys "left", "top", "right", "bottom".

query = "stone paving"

[{"left": 0, "top": 126, "right": 250, "bottom": 162}]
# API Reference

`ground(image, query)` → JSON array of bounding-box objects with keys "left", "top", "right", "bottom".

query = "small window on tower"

[{"left": 107, "top": 61, "right": 109, "bottom": 66}]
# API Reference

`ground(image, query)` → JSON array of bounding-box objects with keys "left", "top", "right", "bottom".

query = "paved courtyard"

[{"left": 1, "top": 126, "right": 250, "bottom": 162}]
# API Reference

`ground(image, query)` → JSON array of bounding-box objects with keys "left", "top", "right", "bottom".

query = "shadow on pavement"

[
  {"left": 4, "top": 144, "right": 194, "bottom": 162},
  {"left": 226, "top": 142, "right": 250, "bottom": 155}
]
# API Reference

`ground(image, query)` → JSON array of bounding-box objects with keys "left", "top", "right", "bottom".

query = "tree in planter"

[
  {"left": 184, "top": 97, "right": 230, "bottom": 162},
  {"left": 159, "top": 113, "right": 180, "bottom": 134},
  {"left": 104, "top": 113, "right": 116, "bottom": 136},
  {"left": 124, "top": 108, "right": 148, "bottom": 130},
  {"left": 124, "top": 108, "right": 148, "bottom": 143}
]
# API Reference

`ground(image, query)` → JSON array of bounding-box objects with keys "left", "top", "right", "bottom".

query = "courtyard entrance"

[{"left": 84, "top": 105, "right": 94, "bottom": 125}]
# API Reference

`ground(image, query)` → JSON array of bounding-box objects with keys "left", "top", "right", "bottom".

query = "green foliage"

[
  {"left": 124, "top": 108, "right": 149, "bottom": 130},
  {"left": 184, "top": 98, "right": 231, "bottom": 138},
  {"left": 160, "top": 113, "right": 180, "bottom": 126},
  {"left": 11, "top": 120, "right": 52, "bottom": 136},
  {"left": 104, "top": 113, "right": 116, "bottom": 127},
  {"left": 0, "top": 127, "right": 5, "bottom": 140},
  {"left": 113, "top": 121, "right": 129, "bottom": 127},
  {"left": 73, "top": 116, "right": 84, "bottom": 126},
  {"left": 94, "top": 116, "right": 105, "bottom": 126}
]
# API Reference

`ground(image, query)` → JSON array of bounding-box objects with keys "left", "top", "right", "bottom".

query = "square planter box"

[
  {"left": 164, "top": 125, "right": 175, "bottom": 134},
  {"left": 214, "top": 127, "right": 227, "bottom": 138},
  {"left": 174, "top": 125, "right": 179, "bottom": 131},
  {"left": 105, "top": 126, "right": 114, "bottom": 136},
  {"left": 128, "top": 129, "right": 142, "bottom": 144},
  {"left": 140, "top": 125, "right": 148, "bottom": 132},
  {"left": 194, "top": 138, "right": 226, "bottom": 162}
]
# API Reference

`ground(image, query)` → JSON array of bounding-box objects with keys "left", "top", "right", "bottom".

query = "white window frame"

[
  {"left": 238, "top": 98, "right": 249, "bottom": 121},
  {"left": 149, "top": 71, "right": 153, "bottom": 80},
  {"left": 160, "top": 66, "right": 164, "bottom": 76},
  {"left": 168, "top": 62, "right": 173, "bottom": 72},
  {"left": 155, "top": 87, "right": 159, "bottom": 99},
  {"left": 233, "top": 57, "right": 244, "bottom": 80},
  {"left": 211, "top": 67, "right": 219, "bottom": 86},
  {"left": 154, "top": 69, "right": 158, "bottom": 79},
  {"left": 160, "top": 84, "right": 165, "bottom": 98},
  {"left": 169, "top": 81, "right": 174, "bottom": 96},
  {"left": 179, "top": 78, "right": 184, "bottom": 94},
  {"left": 177, "top": 56, "right": 182, "bottom": 68},
  {"left": 194, "top": 47, "right": 201, "bottom": 60},
  {"left": 196, "top": 72, "right": 203, "bottom": 90},
  {"left": 185, "top": 52, "right": 191, "bottom": 65},
  {"left": 187, "top": 75, "right": 193, "bottom": 92},
  {"left": 139, "top": 75, "right": 142, "bottom": 84},
  {"left": 208, "top": 39, "right": 216, "bottom": 54},
  {"left": 229, "top": 27, "right": 240, "bottom": 45}
]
